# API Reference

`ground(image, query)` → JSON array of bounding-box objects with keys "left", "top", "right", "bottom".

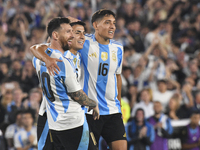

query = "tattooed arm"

[{"left": 68, "top": 89, "right": 96, "bottom": 108}]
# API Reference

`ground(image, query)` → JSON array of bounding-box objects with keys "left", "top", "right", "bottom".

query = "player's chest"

[{"left": 87, "top": 47, "right": 119, "bottom": 72}]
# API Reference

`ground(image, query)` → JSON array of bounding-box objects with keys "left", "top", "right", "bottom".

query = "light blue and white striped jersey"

[
  {"left": 33, "top": 48, "right": 84, "bottom": 131},
  {"left": 14, "top": 126, "right": 37, "bottom": 150},
  {"left": 64, "top": 51, "right": 81, "bottom": 82},
  {"left": 79, "top": 34, "right": 123, "bottom": 115}
]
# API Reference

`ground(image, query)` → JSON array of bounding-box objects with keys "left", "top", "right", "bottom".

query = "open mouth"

[
  {"left": 108, "top": 31, "right": 114, "bottom": 35},
  {"left": 78, "top": 41, "right": 84, "bottom": 45},
  {"left": 68, "top": 40, "right": 72, "bottom": 45}
]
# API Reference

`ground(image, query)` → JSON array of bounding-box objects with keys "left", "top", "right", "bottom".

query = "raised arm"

[{"left": 30, "top": 44, "right": 62, "bottom": 75}]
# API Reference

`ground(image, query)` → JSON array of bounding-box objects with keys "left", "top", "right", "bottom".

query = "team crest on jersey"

[
  {"left": 101, "top": 52, "right": 108, "bottom": 61},
  {"left": 112, "top": 52, "right": 116, "bottom": 62}
]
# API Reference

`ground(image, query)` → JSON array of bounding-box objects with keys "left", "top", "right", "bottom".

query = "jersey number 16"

[{"left": 98, "top": 63, "right": 108, "bottom": 76}]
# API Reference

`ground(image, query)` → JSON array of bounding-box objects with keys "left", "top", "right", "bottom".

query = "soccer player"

[
  {"left": 33, "top": 17, "right": 99, "bottom": 150},
  {"left": 34, "top": 21, "right": 96, "bottom": 150},
  {"left": 31, "top": 9, "right": 127, "bottom": 150}
]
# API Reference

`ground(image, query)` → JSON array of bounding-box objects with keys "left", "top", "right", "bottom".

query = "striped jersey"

[
  {"left": 79, "top": 34, "right": 123, "bottom": 115},
  {"left": 64, "top": 51, "right": 81, "bottom": 82},
  {"left": 33, "top": 48, "right": 84, "bottom": 131},
  {"left": 38, "top": 50, "right": 82, "bottom": 116},
  {"left": 14, "top": 126, "right": 37, "bottom": 150}
]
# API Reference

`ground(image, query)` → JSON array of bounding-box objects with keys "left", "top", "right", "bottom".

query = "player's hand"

[
  {"left": 92, "top": 105, "right": 100, "bottom": 120},
  {"left": 46, "top": 57, "right": 62, "bottom": 76}
]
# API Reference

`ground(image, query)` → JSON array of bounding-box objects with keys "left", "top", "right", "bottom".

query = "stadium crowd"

[{"left": 0, "top": 0, "right": 200, "bottom": 149}]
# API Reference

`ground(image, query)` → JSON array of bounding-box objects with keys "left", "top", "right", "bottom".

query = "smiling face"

[
  {"left": 95, "top": 15, "right": 116, "bottom": 41},
  {"left": 71, "top": 25, "right": 85, "bottom": 51},
  {"left": 57, "top": 23, "right": 74, "bottom": 51}
]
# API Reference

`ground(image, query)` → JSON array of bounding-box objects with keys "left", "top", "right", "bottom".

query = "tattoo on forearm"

[{"left": 68, "top": 90, "right": 96, "bottom": 107}]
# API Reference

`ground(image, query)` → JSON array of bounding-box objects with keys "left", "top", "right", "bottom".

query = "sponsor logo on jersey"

[
  {"left": 101, "top": 52, "right": 108, "bottom": 61},
  {"left": 89, "top": 52, "right": 97, "bottom": 58}
]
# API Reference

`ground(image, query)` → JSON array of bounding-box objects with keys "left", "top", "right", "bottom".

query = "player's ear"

[
  {"left": 52, "top": 31, "right": 59, "bottom": 40},
  {"left": 93, "top": 22, "right": 98, "bottom": 31}
]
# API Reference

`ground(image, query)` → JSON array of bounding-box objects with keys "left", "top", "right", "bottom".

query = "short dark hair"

[
  {"left": 70, "top": 21, "right": 86, "bottom": 27},
  {"left": 91, "top": 9, "right": 116, "bottom": 24},
  {"left": 157, "top": 79, "right": 167, "bottom": 84},
  {"left": 47, "top": 17, "right": 70, "bottom": 37}
]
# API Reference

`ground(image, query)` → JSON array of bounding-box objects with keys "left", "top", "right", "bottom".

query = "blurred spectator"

[
  {"left": 5, "top": 110, "right": 23, "bottom": 150},
  {"left": 192, "top": 91, "right": 200, "bottom": 113},
  {"left": 165, "top": 95, "right": 190, "bottom": 120},
  {"left": 6, "top": 88, "right": 25, "bottom": 124},
  {"left": 125, "top": 108, "right": 155, "bottom": 150},
  {"left": 0, "top": 63, "right": 9, "bottom": 84},
  {"left": 123, "top": 84, "right": 138, "bottom": 109},
  {"left": 148, "top": 101, "right": 173, "bottom": 150},
  {"left": 9, "top": 59, "right": 22, "bottom": 83},
  {"left": 23, "top": 88, "right": 42, "bottom": 120},
  {"left": 152, "top": 80, "right": 175, "bottom": 110},
  {"left": 180, "top": 111, "right": 200, "bottom": 150},
  {"left": 131, "top": 89, "right": 154, "bottom": 119},
  {"left": 127, "top": 20, "right": 145, "bottom": 53},
  {"left": 20, "top": 60, "right": 39, "bottom": 93},
  {"left": 121, "top": 66, "right": 132, "bottom": 97},
  {"left": 14, "top": 110, "right": 37, "bottom": 150},
  {"left": 114, "top": 17, "right": 134, "bottom": 46}
]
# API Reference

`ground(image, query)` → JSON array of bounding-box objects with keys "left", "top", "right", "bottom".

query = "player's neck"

[
  {"left": 70, "top": 49, "right": 77, "bottom": 55},
  {"left": 50, "top": 40, "right": 64, "bottom": 54},
  {"left": 95, "top": 32, "right": 110, "bottom": 45}
]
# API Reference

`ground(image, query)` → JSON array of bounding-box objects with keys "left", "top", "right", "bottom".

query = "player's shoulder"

[
  {"left": 46, "top": 48, "right": 63, "bottom": 60},
  {"left": 85, "top": 33, "right": 93, "bottom": 38},
  {"left": 110, "top": 40, "right": 123, "bottom": 53},
  {"left": 84, "top": 33, "right": 95, "bottom": 41},
  {"left": 58, "top": 56, "right": 75, "bottom": 74},
  {"left": 110, "top": 39, "right": 123, "bottom": 47}
]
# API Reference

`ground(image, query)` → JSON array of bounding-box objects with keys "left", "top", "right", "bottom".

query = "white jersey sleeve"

[{"left": 115, "top": 45, "right": 123, "bottom": 74}]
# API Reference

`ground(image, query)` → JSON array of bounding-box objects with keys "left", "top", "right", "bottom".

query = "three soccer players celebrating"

[{"left": 31, "top": 9, "right": 127, "bottom": 150}]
